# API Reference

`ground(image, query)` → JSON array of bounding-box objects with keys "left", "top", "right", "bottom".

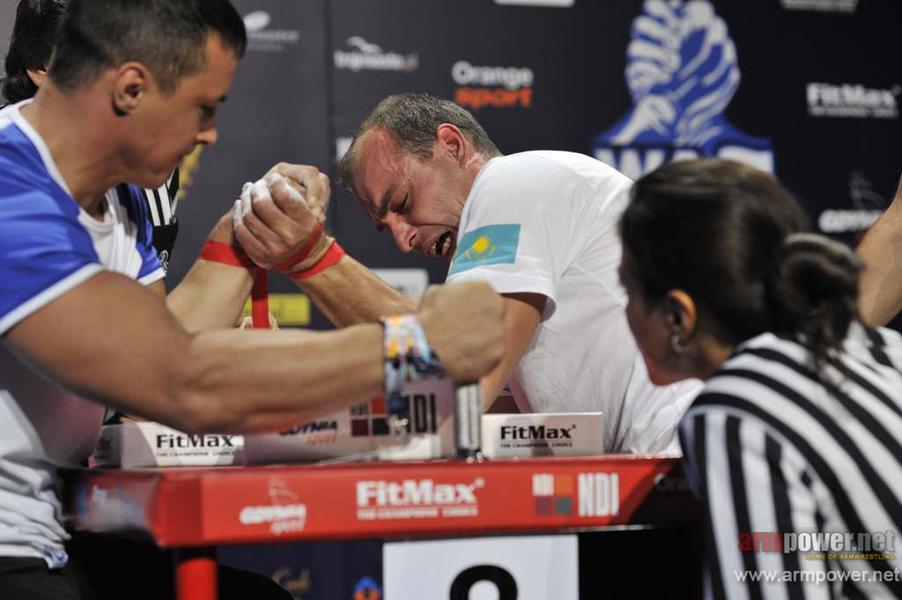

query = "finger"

[
  {"left": 252, "top": 192, "right": 317, "bottom": 243},
  {"left": 242, "top": 208, "right": 284, "bottom": 248},
  {"left": 239, "top": 182, "right": 254, "bottom": 218},
  {"left": 234, "top": 222, "right": 274, "bottom": 269}
]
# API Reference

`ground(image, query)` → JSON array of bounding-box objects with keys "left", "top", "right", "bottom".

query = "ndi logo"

[{"left": 592, "top": 0, "right": 773, "bottom": 178}]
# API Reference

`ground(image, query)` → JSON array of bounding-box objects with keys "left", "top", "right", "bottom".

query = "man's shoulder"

[{"left": 485, "top": 151, "right": 630, "bottom": 181}]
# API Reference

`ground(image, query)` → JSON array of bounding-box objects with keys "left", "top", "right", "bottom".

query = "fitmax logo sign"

[
  {"left": 356, "top": 478, "right": 485, "bottom": 520},
  {"left": 500, "top": 425, "right": 575, "bottom": 440}
]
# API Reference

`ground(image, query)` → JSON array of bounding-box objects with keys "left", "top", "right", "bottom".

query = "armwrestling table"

[{"left": 64, "top": 456, "right": 701, "bottom": 599}]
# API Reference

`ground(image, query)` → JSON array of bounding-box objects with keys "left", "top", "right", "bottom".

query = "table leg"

[{"left": 174, "top": 547, "right": 217, "bottom": 600}]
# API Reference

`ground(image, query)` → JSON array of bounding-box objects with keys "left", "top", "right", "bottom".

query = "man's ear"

[
  {"left": 664, "top": 289, "right": 698, "bottom": 338},
  {"left": 26, "top": 68, "right": 47, "bottom": 89},
  {"left": 435, "top": 123, "right": 466, "bottom": 164},
  {"left": 111, "top": 62, "right": 151, "bottom": 117}
]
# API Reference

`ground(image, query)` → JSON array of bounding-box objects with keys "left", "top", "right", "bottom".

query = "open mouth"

[{"left": 432, "top": 231, "right": 454, "bottom": 258}]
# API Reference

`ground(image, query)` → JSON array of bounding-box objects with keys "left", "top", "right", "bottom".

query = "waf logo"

[
  {"left": 532, "top": 472, "right": 620, "bottom": 518},
  {"left": 349, "top": 394, "right": 438, "bottom": 437},
  {"left": 452, "top": 60, "right": 534, "bottom": 110},
  {"left": 592, "top": 0, "right": 773, "bottom": 178}
]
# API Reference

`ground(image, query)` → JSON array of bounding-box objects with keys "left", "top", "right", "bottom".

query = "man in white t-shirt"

[{"left": 262, "top": 94, "right": 700, "bottom": 453}]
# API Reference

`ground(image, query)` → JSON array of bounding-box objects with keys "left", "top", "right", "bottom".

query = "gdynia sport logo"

[{"left": 592, "top": 0, "right": 774, "bottom": 179}]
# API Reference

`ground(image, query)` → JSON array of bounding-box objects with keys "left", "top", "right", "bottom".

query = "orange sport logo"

[{"left": 451, "top": 60, "right": 534, "bottom": 110}]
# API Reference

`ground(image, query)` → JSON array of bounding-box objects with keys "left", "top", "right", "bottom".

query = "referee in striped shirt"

[
  {"left": 618, "top": 159, "right": 902, "bottom": 599},
  {"left": 2, "top": 0, "right": 181, "bottom": 274}
]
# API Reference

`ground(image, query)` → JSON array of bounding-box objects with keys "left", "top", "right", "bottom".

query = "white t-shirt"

[
  {"left": 447, "top": 151, "right": 700, "bottom": 453},
  {"left": 0, "top": 102, "right": 163, "bottom": 567}
]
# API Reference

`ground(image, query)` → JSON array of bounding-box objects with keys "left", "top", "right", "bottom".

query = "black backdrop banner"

[
  {"left": 1, "top": 0, "right": 897, "bottom": 596},
  {"left": 164, "top": 0, "right": 901, "bottom": 335}
]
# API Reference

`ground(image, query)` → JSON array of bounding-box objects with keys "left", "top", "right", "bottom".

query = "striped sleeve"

[
  {"left": 680, "top": 404, "right": 829, "bottom": 600},
  {"left": 680, "top": 331, "right": 902, "bottom": 599}
]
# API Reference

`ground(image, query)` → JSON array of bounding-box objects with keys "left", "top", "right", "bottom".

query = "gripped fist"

[
  {"left": 232, "top": 164, "right": 331, "bottom": 269},
  {"left": 417, "top": 281, "right": 505, "bottom": 383}
]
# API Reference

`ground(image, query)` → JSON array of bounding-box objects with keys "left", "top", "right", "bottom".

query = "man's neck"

[{"left": 21, "top": 83, "right": 124, "bottom": 216}]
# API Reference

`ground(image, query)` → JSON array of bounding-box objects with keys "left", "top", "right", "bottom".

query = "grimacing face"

[
  {"left": 123, "top": 34, "right": 237, "bottom": 188},
  {"left": 351, "top": 128, "right": 473, "bottom": 262}
]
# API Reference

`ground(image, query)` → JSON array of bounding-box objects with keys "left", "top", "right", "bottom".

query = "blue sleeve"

[
  {"left": 0, "top": 188, "right": 102, "bottom": 334},
  {"left": 118, "top": 184, "right": 163, "bottom": 282}
]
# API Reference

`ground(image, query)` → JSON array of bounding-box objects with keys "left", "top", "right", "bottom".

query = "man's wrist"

[
  {"left": 199, "top": 240, "right": 257, "bottom": 270},
  {"left": 273, "top": 224, "right": 325, "bottom": 272},
  {"left": 287, "top": 238, "right": 347, "bottom": 281}
]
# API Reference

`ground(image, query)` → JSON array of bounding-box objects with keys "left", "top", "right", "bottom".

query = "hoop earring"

[{"left": 670, "top": 332, "right": 690, "bottom": 354}]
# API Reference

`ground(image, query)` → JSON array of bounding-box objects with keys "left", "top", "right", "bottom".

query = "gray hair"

[{"left": 338, "top": 93, "right": 501, "bottom": 190}]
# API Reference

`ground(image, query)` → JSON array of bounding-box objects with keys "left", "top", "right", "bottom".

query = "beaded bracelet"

[{"left": 380, "top": 315, "right": 444, "bottom": 439}]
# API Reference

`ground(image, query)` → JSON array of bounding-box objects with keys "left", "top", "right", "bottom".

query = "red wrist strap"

[
  {"left": 251, "top": 270, "right": 271, "bottom": 329},
  {"left": 274, "top": 224, "right": 324, "bottom": 272},
  {"left": 289, "top": 240, "right": 347, "bottom": 281},
  {"left": 199, "top": 240, "right": 256, "bottom": 270}
]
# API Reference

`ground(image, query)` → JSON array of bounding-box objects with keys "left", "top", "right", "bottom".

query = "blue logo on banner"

[
  {"left": 449, "top": 224, "right": 520, "bottom": 276},
  {"left": 353, "top": 576, "right": 382, "bottom": 600},
  {"left": 592, "top": 0, "right": 774, "bottom": 178}
]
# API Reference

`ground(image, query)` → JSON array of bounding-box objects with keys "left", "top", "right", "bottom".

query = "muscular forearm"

[
  {"left": 172, "top": 324, "right": 384, "bottom": 433},
  {"left": 166, "top": 260, "right": 254, "bottom": 332},
  {"left": 297, "top": 255, "right": 418, "bottom": 327},
  {"left": 857, "top": 196, "right": 902, "bottom": 326}
]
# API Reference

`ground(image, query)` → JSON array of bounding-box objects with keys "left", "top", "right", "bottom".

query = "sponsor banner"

[
  {"left": 241, "top": 293, "right": 311, "bottom": 326},
  {"left": 781, "top": 0, "right": 857, "bottom": 12},
  {"left": 334, "top": 36, "right": 418, "bottom": 73},
  {"left": 452, "top": 60, "right": 535, "bottom": 111},
  {"left": 807, "top": 83, "right": 899, "bottom": 119},
  {"left": 242, "top": 10, "right": 301, "bottom": 52},
  {"left": 817, "top": 171, "right": 889, "bottom": 235},
  {"left": 242, "top": 379, "right": 455, "bottom": 464},
  {"left": 591, "top": 0, "right": 774, "bottom": 179},
  {"left": 384, "top": 535, "right": 578, "bottom": 600},
  {"left": 482, "top": 412, "right": 605, "bottom": 458},
  {"left": 68, "top": 456, "right": 680, "bottom": 544},
  {"left": 90, "top": 422, "right": 243, "bottom": 468}
]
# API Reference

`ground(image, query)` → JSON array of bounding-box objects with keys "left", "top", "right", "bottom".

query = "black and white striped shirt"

[
  {"left": 679, "top": 323, "right": 902, "bottom": 599},
  {"left": 142, "top": 169, "right": 180, "bottom": 272}
]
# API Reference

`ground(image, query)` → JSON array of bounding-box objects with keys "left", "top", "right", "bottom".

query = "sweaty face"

[
  {"left": 125, "top": 34, "right": 238, "bottom": 188},
  {"left": 618, "top": 248, "right": 684, "bottom": 386},
  {"left": 352, "top": 129, "right": 471, "bottom": 261}
]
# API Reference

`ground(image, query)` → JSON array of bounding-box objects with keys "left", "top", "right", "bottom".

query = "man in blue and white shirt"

[{"left": 0, "top": 2, "right": 505, "bottom": 598}]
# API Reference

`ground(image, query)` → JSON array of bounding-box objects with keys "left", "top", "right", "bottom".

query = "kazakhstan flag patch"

[{"left": 448, "top": 224, "right": 520, "bottom": 276}]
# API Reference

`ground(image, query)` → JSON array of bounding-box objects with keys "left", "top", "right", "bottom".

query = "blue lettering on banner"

[
  {"left": 591, "top": 0, "right": 774, "bottom": 178},
  {"left": 448, "top": 224, "right": 520, "bottom": 276}
]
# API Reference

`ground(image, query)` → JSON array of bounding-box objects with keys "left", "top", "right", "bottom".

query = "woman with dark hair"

[
  {"left": 2, "top": 0, "right": 180, "bottom": 273},
  {"left": 619, "top": 159, "right": 902, "bottom": 598},
  {"left": 1, "top": 0, "right": 66, "bottom": 103}
]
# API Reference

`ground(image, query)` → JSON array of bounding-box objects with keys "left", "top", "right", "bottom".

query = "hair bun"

[{"left": 768, "top": 233, "right": 862, "bottom": 351}]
